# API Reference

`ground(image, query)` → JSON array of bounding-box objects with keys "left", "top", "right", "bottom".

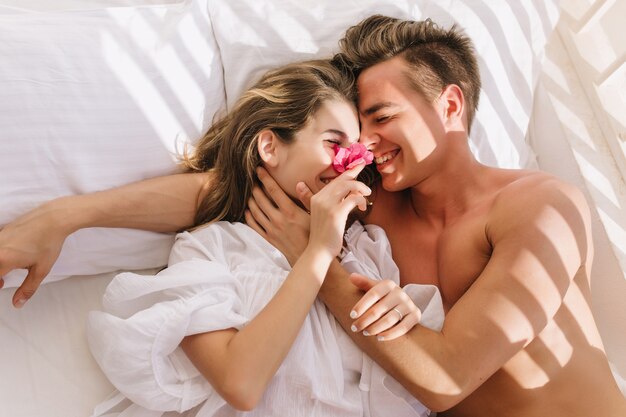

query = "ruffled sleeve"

[{"left": 87, "top": 258, "right": 250, "bottom": 414}]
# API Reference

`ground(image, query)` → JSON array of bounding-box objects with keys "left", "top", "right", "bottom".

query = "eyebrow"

[
  {"left": 360, "top": 101, "right": 395, "bottom": 116},
  {"left": 323, "top": 129, "right": 359, "bottom": 143}
]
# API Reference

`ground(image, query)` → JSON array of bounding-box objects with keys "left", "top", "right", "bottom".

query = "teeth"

[{"left": 375, "top": 151, "right": 396, "bottom": 165}]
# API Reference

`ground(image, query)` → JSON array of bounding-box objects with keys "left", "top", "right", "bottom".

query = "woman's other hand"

[{"left": 348, "top": 273, "right": 422, "bottom": 341}]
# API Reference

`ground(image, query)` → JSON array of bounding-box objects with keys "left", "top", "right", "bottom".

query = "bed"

[{"left": 0, "top": 1, "right": 624, "bottom": 416}]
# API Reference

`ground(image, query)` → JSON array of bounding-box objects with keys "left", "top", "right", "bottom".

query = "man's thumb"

[
  {"left": 349, "top": 273, "right": 377, "bottom": 292},
  {"left": 296, "top": 182, "right": 313, "bottom": 212}
]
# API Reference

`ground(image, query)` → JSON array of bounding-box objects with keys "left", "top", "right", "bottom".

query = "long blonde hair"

[{"left": 181, "top": 60, "right": 356, "bottom": 227}]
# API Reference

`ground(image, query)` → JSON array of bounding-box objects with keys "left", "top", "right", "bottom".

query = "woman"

[{"left": 86, "top": 60, "right": 443, "bottom": 417}]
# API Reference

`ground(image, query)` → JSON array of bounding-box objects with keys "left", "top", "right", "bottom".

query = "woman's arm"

[
  {"left": 180, "top": 246, "right": 332, "bottom": 411},
  {"left": 0, "top": 172, "right": 209, "bottom": 307},
  {"left": 180, "top": 166, "right": 370, "bottom": 411}
]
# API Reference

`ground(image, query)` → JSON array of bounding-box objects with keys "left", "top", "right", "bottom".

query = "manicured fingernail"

[
  {"left": 351, "top": 325, "right": 357, "bottom": 332},
  {"left": 363, "top": 330, "right": 370, "bottom": 336},
  {"left": 350, "top": 310, "right": 358, "bottom": 319},
  {"left": 15, "top": 298, "right": 26, "bottom": 308},
  {"left": 377, "top": 335, "right": 385, "bottom": 341}
]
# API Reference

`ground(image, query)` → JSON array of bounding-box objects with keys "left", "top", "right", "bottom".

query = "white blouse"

[{"left": 87, "top": 221, "right": 444, "bottom": 417}]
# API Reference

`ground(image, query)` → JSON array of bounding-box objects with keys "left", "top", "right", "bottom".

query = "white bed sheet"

[
  {"left": 1, "top": 3, "right": 625, "bottom": 417},
  {"left": 0, "top": 271, "right": 126, "bottom": 417}
]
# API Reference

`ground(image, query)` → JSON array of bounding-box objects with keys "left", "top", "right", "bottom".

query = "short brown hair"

[{"left": 333, "top": 15, "right": 481, "bottom": 131}]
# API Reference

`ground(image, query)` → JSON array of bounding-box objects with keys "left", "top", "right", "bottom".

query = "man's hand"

[
  {"left": 0, "top": 204, "right": 67, "bottom": 307},
  {"left": 245, "top": 167, "right": 312, "bottom": 266}
]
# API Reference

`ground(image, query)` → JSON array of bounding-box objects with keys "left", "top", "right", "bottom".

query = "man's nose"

[{"left": 359, "top": 126, "right": 379, "bottom": 150}]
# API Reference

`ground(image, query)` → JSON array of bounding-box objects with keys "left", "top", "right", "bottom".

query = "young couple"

[{"left": 1, "top": 14, "right": 625, "bottom": 417}]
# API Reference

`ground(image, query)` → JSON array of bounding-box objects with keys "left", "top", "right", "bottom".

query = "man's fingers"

[
  {"left": 12, "top": 267, "right": 46, "bottom": 308},
  {"left": 256, "top": 167, "right": 295, "bottom": 210},
  {"left": 247, "top": 194, "right": 271, "bottom": 231},
  {"left": 295, "top": 182, "right": 313, "bottom": 212},
  {"left": 245, "top": 209, "right": 267, "bottom": 239},
  {"left": 0, "top": 277, "right": 4, "bottom": 289}
]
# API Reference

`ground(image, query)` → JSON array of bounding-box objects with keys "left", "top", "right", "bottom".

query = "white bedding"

[{"left": 1, "top": 1, "right": 624, "bottom": 416}]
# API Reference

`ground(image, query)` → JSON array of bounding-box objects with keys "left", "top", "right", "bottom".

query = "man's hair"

[
  {"left": 333, "top": 15, "right": 481, "bottom": 132},
  {"left": 181, "top": 59, "right": 356, "bottom": 227}
]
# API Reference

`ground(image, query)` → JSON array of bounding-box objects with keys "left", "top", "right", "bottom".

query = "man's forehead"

[
  {"left": 358, "top": 56, "right": 408, "bottom": 86},
  {"left": 357, "top": 57, "right": 414, "bottom": 111}
]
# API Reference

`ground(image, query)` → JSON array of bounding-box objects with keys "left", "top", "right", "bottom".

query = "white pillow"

[
  {"left": 208, "top": 0, "right": 560, "bottom": 170},
  {"left": 0, "top": 0, "right": 225, "bottom": 287}
]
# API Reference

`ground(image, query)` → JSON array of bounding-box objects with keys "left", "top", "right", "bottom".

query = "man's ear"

[
  {"left": 257, "top": 129, "right": 281, "bottom": 167},
  {"left": 439, "top": 84, "right": 465, "bottom": 129}
]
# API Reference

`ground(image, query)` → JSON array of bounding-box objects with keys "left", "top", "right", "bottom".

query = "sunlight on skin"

[
  {"left": 556, "top": 282, "right": 596, "bottom": 347},
  {"left": 537, "top": 320, "right": 575, "bottom": 368},
  {"left": 489, "top": 290, "right": 539, "bottom": 346},
  {"left": 506, "top": 349, "right": 552, "bottom": 389}
]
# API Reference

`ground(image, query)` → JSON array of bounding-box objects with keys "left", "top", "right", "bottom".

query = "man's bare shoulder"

[
  {"left": 486, "top": 169, "right": 591, "bottom": 254},
  {"left": 491, "top": 169, "right": 587, "bottom": 212}
]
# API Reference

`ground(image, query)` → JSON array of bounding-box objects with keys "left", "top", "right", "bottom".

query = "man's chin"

[{"left": 381, "top": 175, "right": 403, "bottom": 192}]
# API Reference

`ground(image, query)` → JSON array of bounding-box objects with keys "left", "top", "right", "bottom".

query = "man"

[
  {"left": 1, "top": 15, "right": 624, "bottom": 416},
  {"left": 244, "top": 16, "right": 626, "bottom": 416}
]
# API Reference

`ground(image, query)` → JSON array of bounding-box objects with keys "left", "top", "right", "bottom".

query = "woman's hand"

[
  {"left": 305, "top": 165, "right": 371, "bottom": 260},
  {"left": 245, "top": 167, "right": 312, "bottom": 266},
  {"left": 0, "top": 202, "right": 69, "bottom": 307},
  {"left": 247, "top": 165, "right": 371, "bottom": 264},
  {"left": 348, "top": 273, "right": 422, "bottom": 341}
]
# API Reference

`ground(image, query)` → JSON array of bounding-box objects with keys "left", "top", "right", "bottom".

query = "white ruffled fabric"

[{"left": 87, "top": 221, "right": 444, "bottom": 417}]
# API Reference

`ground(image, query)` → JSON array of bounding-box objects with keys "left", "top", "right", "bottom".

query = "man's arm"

[
  {"left": 322, "top": 177, "right": 592, "bottom": 411},
  {"left": 252, "top": 170, "right": 592, "bottom": 411},
  {"left": 0, "top": 172, "right": 209, "bottom": 306}
]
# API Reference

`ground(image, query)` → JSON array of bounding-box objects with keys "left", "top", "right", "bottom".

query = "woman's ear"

[
  {"left": 439, "top": 84, "right": 465, "bottom": 130},
  {"left": 257, "top": 130, "right": 281, "bottom": 167}
]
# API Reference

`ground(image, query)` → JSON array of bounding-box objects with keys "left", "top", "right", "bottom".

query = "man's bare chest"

[{"left": 380, "top": 213, "right": 492, "bottom": 309}]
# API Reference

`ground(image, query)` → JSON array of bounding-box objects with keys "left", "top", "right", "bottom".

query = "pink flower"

[{"left": 332, "top": 143, "right": 374, "bottom": 173}]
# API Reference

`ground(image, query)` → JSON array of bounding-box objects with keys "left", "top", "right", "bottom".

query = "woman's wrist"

[{"left": 298, "top": 244, "right": 335, "bottom": 285}]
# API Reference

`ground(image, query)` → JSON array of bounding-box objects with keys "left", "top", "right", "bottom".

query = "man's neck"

[{"left": 408, "top": 141, "right": 491, "bottom": 226}]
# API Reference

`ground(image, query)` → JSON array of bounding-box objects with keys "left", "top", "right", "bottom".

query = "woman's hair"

[
  {"left": 333, "top": 15, "right": 481, "bottom": 132},
  {"left": 181, "top": 59, "right": 356, "bottom": 227}
]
